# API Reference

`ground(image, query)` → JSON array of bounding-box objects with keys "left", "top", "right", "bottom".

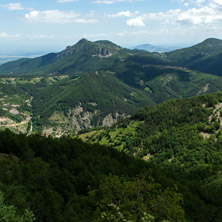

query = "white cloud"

[
  {"left": 0, "top": 32, "right": 21, "bottom": 38},
  {"left": 25, "top": 10, "right": 98, "bottom": 24},
  {"left": 126, "top": 17, "right": 145, "bottom": 26},
  {"left": 107, "top": 10, "right": 139, "bottom": 17},
  {"left": 92, "top": 0, "right": 142, "bottom": 4},
  {"left": 139, "top": 1, "right": 222, "bottom": 27},
  {"left": 214, "top": 0, "right": 222, "bottom": 5},
  {"left": 174, "top": 0, "right": 207, "bottom": 7},
  {"left": 1, "top": 3, "right": 33, "bottom": 11},
  {"left": 0, "top": 32, "right": 56, "bottom": 39},
  {"left": 57, "top": 0, "right": 79, "bottom": 2},
  {"left": 0, "top": 32, "right": 8, "bottom": 37},
  {"left": 74, "top": 18, "right": 98, "bottom": 23},
  {"left": 25, "top": 10, "right": 79, "bottom": 23},
  {"left": 119, "top": 1, "right": 222, "bottom": 36},
  {"left": 1, "top": 3, "right": 23, "bottom": 10}
]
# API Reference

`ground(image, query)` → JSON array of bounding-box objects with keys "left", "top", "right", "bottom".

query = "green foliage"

[
  {"left": 82, "top": 92, "right": 222, "bottom": 221},
  {"left": 90, "top": 175, "right": 185, "bottom": 222},
  {"left": 0, "top": 191, "right": 35, "bottom": 222},
  {"left": 0, "top": 129, "right": 220, "bottom": 222}
]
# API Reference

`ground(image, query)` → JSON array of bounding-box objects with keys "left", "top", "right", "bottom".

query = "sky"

[{"left": 1, "top": 0, "right": 222, "bottom": 53}]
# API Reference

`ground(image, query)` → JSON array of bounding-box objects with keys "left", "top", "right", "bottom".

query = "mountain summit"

[
  {"left": 57, "top": 38, "right": 121, "bottom": 58},
  {"left": 200, "top": 38, "right": 222, "bottom": 47},
  {"left": 0, "top": 39, "right": 124, "bottom": 76}
]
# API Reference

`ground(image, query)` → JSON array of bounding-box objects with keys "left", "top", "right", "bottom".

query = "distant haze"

[{"left": 1, "top": 0, "right": 222, "bottom": 50}]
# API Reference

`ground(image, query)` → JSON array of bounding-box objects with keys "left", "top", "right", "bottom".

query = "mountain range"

[{"left": 1, "top": 38, "right": 222, "bottom": 135}]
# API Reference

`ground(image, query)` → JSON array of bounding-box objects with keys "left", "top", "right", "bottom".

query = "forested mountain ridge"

[
  {"left": 0, "top": 38, "right": 164, "bottom": 76},
  {"left": 2, "top": 90, "right": 222, "bottom": 221},
  {"left": 1, "top": 38, "right": 222, "bottom": 77},
  {"left": 81, "top": 91, "right": 222, "bottom": 163},
  {"left": 166, "top": 38, "right": 222, "bottom": 75},
  {"left": 1, "top": 38, "right": 222, "bottom": 135}
]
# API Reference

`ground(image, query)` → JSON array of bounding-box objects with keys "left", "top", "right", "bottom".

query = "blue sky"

[{"left": 1, "top": 0, "right": 222, "bottom": 53}]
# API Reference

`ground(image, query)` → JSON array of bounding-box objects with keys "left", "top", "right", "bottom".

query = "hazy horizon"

[
  {"left": 1, "top": 0, "right": 222, "bottom": 53},
  {"left": 0, "top": 36, "right": 202, "bottom": 56}
]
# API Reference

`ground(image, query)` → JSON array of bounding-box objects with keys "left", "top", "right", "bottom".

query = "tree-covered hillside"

[
  {"left": 166, "top": 38, "right": 222, "bottom": 76},
  {"left": 0, "top": 129, "right": 221, "bottom": 221},
  {"left": 2, "top": 65, "right": 222, "bottom": 135},
  {"left": 79, "top": 92, "right": 222, "bottom": 222},
  {"left": 82, "top": 91, "right": 222, "bottom": 169}
]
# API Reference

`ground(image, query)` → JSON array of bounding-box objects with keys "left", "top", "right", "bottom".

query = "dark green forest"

[
  {"left": 0, "top": 115, "right": 222, "bottom": 222},
  {"left": 79, "top": 92, "right": 222, "bottom": 221}
]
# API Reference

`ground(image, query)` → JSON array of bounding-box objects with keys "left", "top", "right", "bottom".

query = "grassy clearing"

[{"left": 78, "top": 120, "right": 142, "bottom": 151}]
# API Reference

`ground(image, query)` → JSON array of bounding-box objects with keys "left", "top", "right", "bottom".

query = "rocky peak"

[
  {"left": 57, "top": 38, "right": 120, "bottom": 58},
  {"left": 57, "top": 39, "right": 91, "bottom": 58},
  {"left": 77, "top": 38, "right": 89, "bottom": 44}
]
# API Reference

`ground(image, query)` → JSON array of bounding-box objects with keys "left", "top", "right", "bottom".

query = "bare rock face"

[
  {"left": 70, "top": 108, "right": 100, "bottom": 131},
  {"left": 40, "top": 105, "right": 130, "bottom": 136},
  {"left": 98, "top": 48, "right": 112, "bottom": 57},
  {"left": 9, "top": 108, "right": 19, "bottom": 115},
  {"left": 102, "top": 113, "right": 129, "bottom": 127},
  {"left": 102, "top": 113, "right": 119, "bottom": 127},
  {"left": 42, "top": 105, "right": 101, "bottom": 136},
  {"left": 57, "top": 38, "right": 89, "bottom": 58}
]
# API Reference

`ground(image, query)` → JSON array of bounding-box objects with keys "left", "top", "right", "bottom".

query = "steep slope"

[
  {"left": 166, "top": 38, "right": 222, "bottom": 75},
  {"left": 188, "top": 51, "right": 222, "bottom": 75}
]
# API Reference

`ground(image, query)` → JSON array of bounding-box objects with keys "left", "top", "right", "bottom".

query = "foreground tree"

[
  {"left": 0, "top": 191, "right": 35, "bottom": 222},
  {"left": 90, "top": 175, "right": 185, "bottom": 222}
]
